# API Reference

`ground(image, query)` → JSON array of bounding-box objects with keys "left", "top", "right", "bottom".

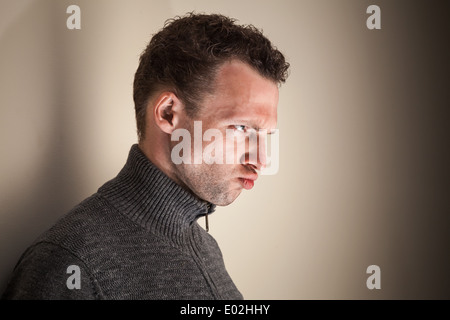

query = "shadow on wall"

[
  {"left": 0, "top": 0, "right": 74, "bottom": 294},
  {"left": 0, "top": 0, "right": 173, "bottom": 295}
]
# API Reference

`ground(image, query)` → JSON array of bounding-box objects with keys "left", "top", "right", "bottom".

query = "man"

[{"left": 2, "top": 13, "right": 289, "bottom": 299}]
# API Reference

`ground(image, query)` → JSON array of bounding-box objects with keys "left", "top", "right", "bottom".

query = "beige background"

[{"left": 1, "top": 0, "right": 449, "bottom": 299}]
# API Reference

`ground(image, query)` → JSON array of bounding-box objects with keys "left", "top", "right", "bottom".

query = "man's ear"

[{"left": 152, "top": 92, "right": 184, "bottom": 134}]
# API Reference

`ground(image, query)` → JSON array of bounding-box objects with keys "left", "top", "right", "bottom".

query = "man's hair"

[{"left": 133, "top": 12, "right": 290, "bottom": 141}]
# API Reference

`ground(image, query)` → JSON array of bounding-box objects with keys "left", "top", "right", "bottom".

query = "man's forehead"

[{"left": 195, "top": 59, "right": 279, "bottom": 127}]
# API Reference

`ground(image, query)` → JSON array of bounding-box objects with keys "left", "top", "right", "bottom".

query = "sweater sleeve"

[{"left": 2, "top": 242, "right": 103, "bottom": 300}]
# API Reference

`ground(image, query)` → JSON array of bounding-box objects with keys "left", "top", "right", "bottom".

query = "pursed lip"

[
  {"left": 239, "top": 175, "right": 257, "bottom": 190},
  {"left": 240, "top": 172, "right": 258, "bottom": 181},
  {"left": 236, "top": 166, "right": 259, "bottom": 189}
]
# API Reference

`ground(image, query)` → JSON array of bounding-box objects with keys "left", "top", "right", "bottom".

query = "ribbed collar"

[{"left": 98, "top": 144, "right": 215, "bottom": 245}]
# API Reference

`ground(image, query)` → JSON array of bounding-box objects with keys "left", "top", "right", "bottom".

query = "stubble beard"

[{"left": 174, "top": 163, "right": 242, "bottom": 206}]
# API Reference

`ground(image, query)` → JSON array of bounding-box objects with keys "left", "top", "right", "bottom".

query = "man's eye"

[{"left": 234, "top": 125, "right": 247, "bottom": 132}]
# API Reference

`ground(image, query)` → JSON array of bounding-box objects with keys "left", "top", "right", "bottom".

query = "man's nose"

[{"left": 242, "top": 134, "right": 267, "bottom": 171}]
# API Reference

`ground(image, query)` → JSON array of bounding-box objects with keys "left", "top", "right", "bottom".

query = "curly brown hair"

[{"left": 133, "top": 12, "right": 290, "bottom": 141}]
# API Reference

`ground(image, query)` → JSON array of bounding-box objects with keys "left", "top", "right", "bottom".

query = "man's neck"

[{"left": 138, "top": 140, "right": 187, "bottom": 191}]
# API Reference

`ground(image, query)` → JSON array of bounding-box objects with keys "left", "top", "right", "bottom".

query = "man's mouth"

[
  {"left": 239, "top": 174, "right": 258, "bottom": 190},
  {"left": 240, "top": 178, "right": 254, "bottom": 190}
]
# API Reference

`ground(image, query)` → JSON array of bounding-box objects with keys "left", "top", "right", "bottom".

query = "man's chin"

[{"left": 209, "top": 189, "right": 242, "bottom": 206}]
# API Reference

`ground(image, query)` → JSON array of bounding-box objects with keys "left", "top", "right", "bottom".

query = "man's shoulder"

[
  {"left": 32, "top": 192, "right": 185, "bottom": 265},
  {"left": 2, "top": 238, "right": 103, "bottom": 299},
  {"left": 34, "top": 193, "right": 115, "bottom": 249},
  {"left": 36, "top": 192, "right": 156, "bottom": 253}
]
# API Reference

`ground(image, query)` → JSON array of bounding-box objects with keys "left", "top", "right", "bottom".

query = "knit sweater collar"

[{"left": 98, "top": 144, "right": 215, "bottom": 242}]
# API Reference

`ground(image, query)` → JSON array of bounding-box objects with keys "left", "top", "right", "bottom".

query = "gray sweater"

[{"left": 2, "top": 145, "right": 243, "bottom": 300}]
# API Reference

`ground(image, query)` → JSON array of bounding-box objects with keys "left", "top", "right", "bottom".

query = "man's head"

[{"left": 135, "top": 13, "right": 289, "bottom": 206}]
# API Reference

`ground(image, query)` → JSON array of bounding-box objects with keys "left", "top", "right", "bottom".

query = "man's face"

[{"left": 172, "top": 60, "right": 279, "bottom": 206}]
